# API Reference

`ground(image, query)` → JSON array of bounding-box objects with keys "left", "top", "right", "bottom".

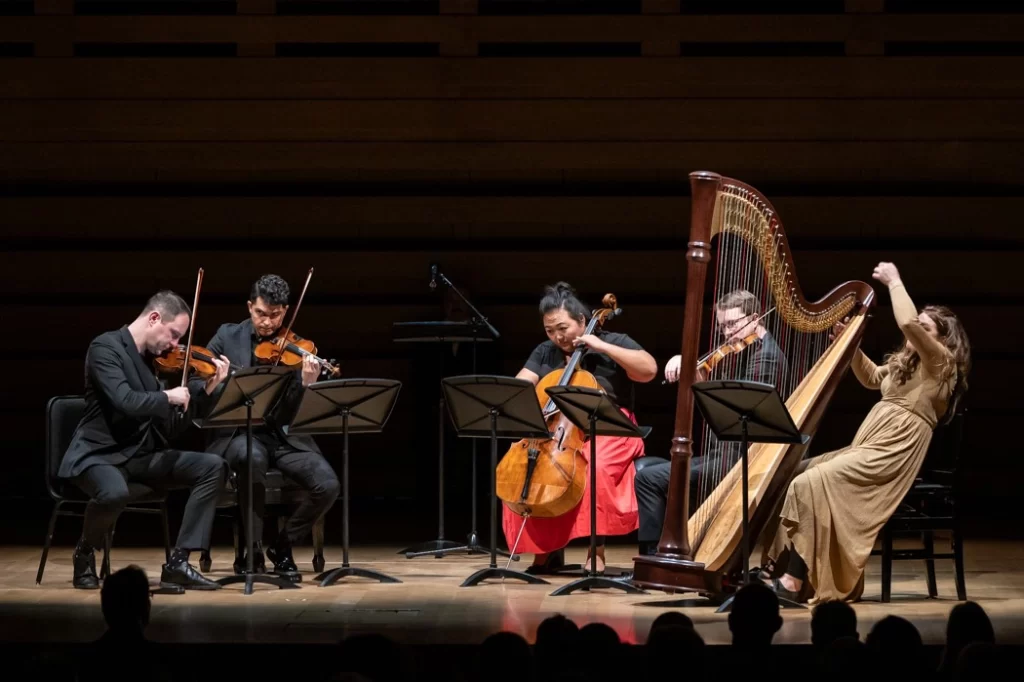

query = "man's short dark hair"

[
  {"left": 101, "top": 565, "right": 151, "bottom": 629},
  {"left": 250, "top": 274, "right": 290, "bottom": 307},
  {"left": 142, "top": 290, "right": 191, "bottom": 320}
]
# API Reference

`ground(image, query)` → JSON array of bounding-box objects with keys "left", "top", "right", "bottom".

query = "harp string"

[{"left": 689, "top": 186, "right": 839, "bottom": 546}]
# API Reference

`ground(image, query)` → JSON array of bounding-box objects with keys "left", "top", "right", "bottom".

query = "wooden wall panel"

[{"left": 1, "top": 2, "right": 1021, "bottom": 537}]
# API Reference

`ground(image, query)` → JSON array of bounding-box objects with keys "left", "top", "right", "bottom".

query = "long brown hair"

[{"left": 884, "top": 304, "right": 971, "bottom": 422}]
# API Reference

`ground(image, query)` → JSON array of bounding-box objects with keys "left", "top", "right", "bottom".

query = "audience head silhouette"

[
  {"left": 650, "top": 610, "right": 694, "bottom": 634},
  {"left": 941, "top": 601, "right": 995, "bottom": 676},
  {"left": 728, "top": 583, "right": 782, "bottom": 647},
  {"left": 100, "top": 565, "right": 150, "bottom": 635},
  {"left": 820, "top": 636, "right": 871, "bottom": 681},
  {"left": 647, "top": 624, "right": 704, "bottom": 678},
  {"left": 811, "top": 600, "right": 858, "bottom": 650},
  {"left": 866, "top": 615, "right": 924, "bottom": 677},
  {"left": 476, "top": 631, "right": 532, "bottom": 682}
]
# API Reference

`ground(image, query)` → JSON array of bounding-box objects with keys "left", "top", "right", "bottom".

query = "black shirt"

[{"left": 524, "top": 331, "right": 645, "bottom": 403}]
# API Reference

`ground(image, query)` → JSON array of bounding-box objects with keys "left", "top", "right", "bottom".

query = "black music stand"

[
  {"left": 691, "top": 379, "right": 809, "bottom": 612},
  {"left": 283, "top": 378, "right": 403, "bottom": 587},
  {"left": 393, "top": 321, "right": 509, "bottom": 561},
  {"left": 193, "top": 366, "right": 300, "bottom": 595},
  {"left": 541, "top": 386, "right": 649, "bottom": 596},
  {"left": 440, "top": 375, "right": 551, "bottom": 587}
]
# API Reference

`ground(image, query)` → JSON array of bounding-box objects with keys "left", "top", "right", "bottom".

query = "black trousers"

[
  {"left": 223, "top": 434, "right": 340, "bottom": 547},
  {"left": 72, "top": 449, "right": 227, "bottom": 552},
  {"left": 635, "top": 453, "right": 728, "bottom": 543}
]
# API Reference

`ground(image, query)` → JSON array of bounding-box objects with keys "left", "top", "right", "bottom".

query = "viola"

[
  {"left": 254, "top": 329, "right": 341, "bottom": 377},
  {"left": 154, "top": 344, "right": 242, "bottom": 379},
  {"left": 496, "top": 293, "right": 621, "bottom": 522}
]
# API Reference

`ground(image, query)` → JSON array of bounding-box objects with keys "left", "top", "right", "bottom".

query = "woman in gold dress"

[{"left": 761, "top": 261, "right": 971, "bottom": 604}]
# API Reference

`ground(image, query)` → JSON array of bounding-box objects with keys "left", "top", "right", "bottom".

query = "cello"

[{"left": 496, "top": 293, "right": 622, "bottom": 529}]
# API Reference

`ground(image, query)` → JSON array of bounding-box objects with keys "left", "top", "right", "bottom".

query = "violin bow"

[
  {"left": 180, "top": 267, "right": 204, "bottom": 389},
  {"left": 273, "top": 267, "right": 313, "bottom": 368}
]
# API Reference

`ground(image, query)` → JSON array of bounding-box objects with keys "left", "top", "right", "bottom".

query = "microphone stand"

[{"left": 429, "top": 268, "right": 513, "bottom": 559}]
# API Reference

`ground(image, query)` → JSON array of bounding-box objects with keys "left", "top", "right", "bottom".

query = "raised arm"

[
  {"left": 88, "top": 341, "right": 170, "bottom": 419},
  {"left": 874, "top": 262, "right": 950, "bottom": 375}
]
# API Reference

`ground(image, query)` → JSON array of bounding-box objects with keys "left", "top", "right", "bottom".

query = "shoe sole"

[{"left": 160, "top": 581, "right": 222, "bottom": 591}]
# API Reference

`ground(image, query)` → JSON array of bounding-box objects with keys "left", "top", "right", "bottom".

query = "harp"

[{"left": 631, "top": 171, "right": 876, "bottom": 596}]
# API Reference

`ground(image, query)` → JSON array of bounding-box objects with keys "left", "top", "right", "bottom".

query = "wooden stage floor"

[{"left": 3, "top": 539, "right": 1023, "bottom": 646}]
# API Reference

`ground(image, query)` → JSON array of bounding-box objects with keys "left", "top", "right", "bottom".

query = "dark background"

[{"left": 1, "top": 0, "right": 1021, "bottom": 551}]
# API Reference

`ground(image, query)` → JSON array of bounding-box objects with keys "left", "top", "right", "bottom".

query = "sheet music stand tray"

[
  {"left": 193, "top": 365, "right": 300, "bottom": 595},
  {"left": 283, "top": 378, "right": 404, "bottom": 587},
  {"left": 541, "top": 385, "right": 649, "bottom": 596},
  {"left": 440, "top": 375, "right": 552, "bottom": 587},
  {"left": 691, "top": 379, "right": 809, "bottom": 612}
]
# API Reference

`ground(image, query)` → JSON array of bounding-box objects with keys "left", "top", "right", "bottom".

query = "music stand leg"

[
  {"left": 461, "top": 410, "right": 547, "bottom": 587},
  {"left": 319, "top": 410, "right": 401, "bottom": 587},
  {"left": 216, "top": 401, "right": 299, "bottom": 594},
  {"left": 713, "top": 417, "right": 805, "bottom": 612},
  {"left": 551, "top": 415, "right": 644, "bottom": 596}
]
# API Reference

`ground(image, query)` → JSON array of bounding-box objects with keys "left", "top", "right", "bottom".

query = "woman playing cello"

[{"left": 503, "top": 282, "right": 657, "bottom": 574}]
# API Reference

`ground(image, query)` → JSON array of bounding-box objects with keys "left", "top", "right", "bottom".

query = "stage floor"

[{"left": 3, "top": 539, "right": 1023, "bottom": 646}]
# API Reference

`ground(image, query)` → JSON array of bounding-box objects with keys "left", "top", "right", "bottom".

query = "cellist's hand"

[
  {"left": 664, "top": 355, "right": 681, "bottom": 383},
  {"left": 573, "top": 334, "right": 607, "bottom": 353}
]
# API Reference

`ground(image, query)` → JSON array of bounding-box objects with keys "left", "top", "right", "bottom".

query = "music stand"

[
  {"left": 193, "top": 366, "right": 300, "bottom": 595},
  {"left": 393, "top": 321, "right": 508, "bottom": 561},
  {"left": 283, "top": 378, "right": 403, "bottom": 587},
  {"left": 691, "top": 379, "right": 809, "bottom": 612},
  {"left": 440, "top": 375, "right": 552, "bottom": 587},
  {"left": 539, "top": 386, "right": 649, "bottom": 596}
]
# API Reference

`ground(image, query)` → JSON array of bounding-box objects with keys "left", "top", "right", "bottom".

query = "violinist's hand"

[
  {"left": 164, "top": 386, "right": 190, "bottom": 411},
  {"left": 573, "top": 334, "right": 608, "bottom": 353},
  {"left": 872, "top": 262, "right": 902, "bottom": 288},
  {"left": 830, "top": 316, "right": 850, "bottom": 342},
  {"left": 664, "top": 355, "right": 682, "bottom": 383},
  {"left": 301, "top": 355, "right": 321, "bottom": 387},
  {"left": 204, "top": 355, "right": 231, "bottom": 395}
]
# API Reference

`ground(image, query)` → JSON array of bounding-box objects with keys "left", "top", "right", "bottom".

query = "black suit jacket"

[
  {"left": 58, "top": 327, "right": 203, "bottom": 480},
  {"left": 188, "top": 319, "right": 321, "bottom": 456}
]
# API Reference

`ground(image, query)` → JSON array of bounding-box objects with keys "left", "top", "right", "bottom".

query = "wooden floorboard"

[{"left": 5, "top": 539, "right": 1023, "bottom": 646}]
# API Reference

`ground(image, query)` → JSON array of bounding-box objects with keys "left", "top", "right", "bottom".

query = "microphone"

[{"left": 429, "top": 263, "right": 438, "bottom": 290}]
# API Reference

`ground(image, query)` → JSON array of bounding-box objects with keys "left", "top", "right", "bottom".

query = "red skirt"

[{"left": 501, "top": 408, "right": 645, "bottom": 555}]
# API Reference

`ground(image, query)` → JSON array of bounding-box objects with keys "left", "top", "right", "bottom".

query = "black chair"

[
  {"left": 199, "top": 470, "right": 326, "bottom": 574},
  {"left": 871, "top": 409, "right": 967, "bottom": 603},
  {"left": 37, "top": 395, "right": 171, "bottom": 585}
]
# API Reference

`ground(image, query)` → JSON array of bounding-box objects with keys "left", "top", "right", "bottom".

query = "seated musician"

[
  {"left": 58, "top": 291, "right": 231, "bottom": 590},
  {"left": 635, "top": 289, "right": 787, "bottom": 555},
  {"left": 760, "top": 262, "right": 970, "bottom": 604},
  {"left": 505, "top": 282, "right": 658, "bottom": 574},
  {"left": 188, "top": 274, "right": 340, "bottom": 580}
]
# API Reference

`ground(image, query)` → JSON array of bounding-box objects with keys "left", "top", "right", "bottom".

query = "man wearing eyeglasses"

[{"left": 635, "top": 289, "right": 787, "bottom": 556}]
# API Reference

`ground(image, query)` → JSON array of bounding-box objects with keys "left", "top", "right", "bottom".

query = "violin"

[
  {"left": 252, "top": 267, "right": 341, "bottom": 378},
  {"left": 496, "top": 294, "right": 621, "bottom": 522},
  {"left": 154, "top": 344, "right": 242, "bottom": 379},
  {"left": 695, "top": 332, "right": 759, "bottom": 379},
  {"left": 254, "top": 329, "right": 341, "bottom": 377}
]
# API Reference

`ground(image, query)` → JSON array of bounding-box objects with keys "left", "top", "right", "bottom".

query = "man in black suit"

[
  {"left": 59, "top": 290, "right": 232, "bottom": 590},
  {"left": 635, "top": 289, "right": 789, "bottom": 555},
  {"left": 189, "top": 274, "right": 340, "bottom": 580}
]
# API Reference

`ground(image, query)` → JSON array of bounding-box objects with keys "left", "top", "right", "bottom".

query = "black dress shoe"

[
  {"left": 160, "top": 559, "right": 222, "bottom": 591},
  {"left": 73, "top": 545, "right": 99, "bottom": 590},
  {"left": 266, "top": 544, "right": 301, "bottom": 582},
  {"left": 233, "top": 545, "right": 266, "bottom": 574},
  {"left": 525, "top": 548, "right": 566, "bottom": 575}
]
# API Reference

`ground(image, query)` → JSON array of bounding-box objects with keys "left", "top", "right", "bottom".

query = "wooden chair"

[{"left": 872, "top": 409, "right": 967, "bottom": 602}]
